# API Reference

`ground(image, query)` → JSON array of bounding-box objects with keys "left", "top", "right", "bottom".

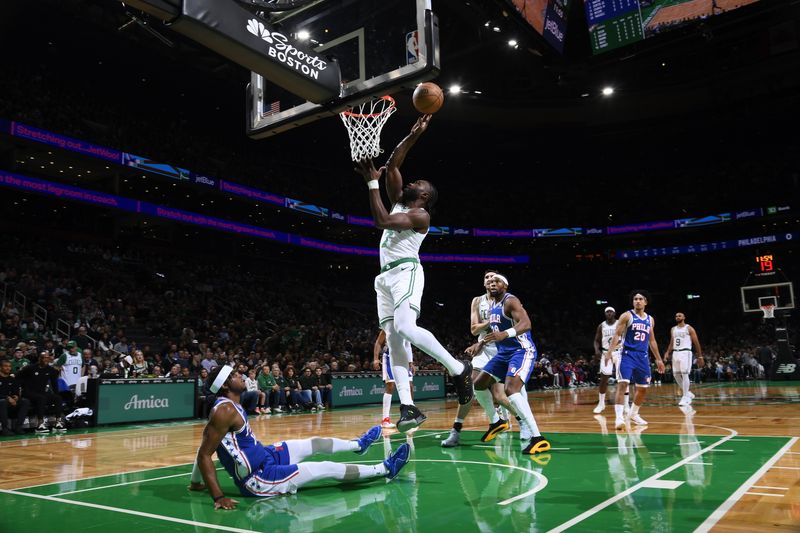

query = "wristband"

[
  {"left": 213, "top": 495, "right": 225, "bottom": 502},
  {"left": 504, "top": 328, "right": 517, "bottom": 338},
  {"left": 367, "top": 180, "right": 379, "bottom": 190}
]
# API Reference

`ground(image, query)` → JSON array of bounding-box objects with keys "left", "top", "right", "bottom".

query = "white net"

[
  {"left": 761, "top": 305, "right": 775, "bottom": 319},
  {"left": 339, "top": 96, "right": 396, "bottom": 161}
]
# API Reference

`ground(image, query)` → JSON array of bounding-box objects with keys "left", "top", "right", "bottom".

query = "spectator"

[
  {"left": 257, "top": 364, "right": 279, "bottom": 413},
  {"left": 201, "top": 350, "right": 218, "bottom": 373},
  {"left": 130, "top": 350, "right": 150, "bottom": 377},
  {"left": 11, "top": 348, "right": 30, "bottom": 374},
  {"left": 299, "top": 367, "right": 322, "bottom": 410},
  {"left": 314, "top": 367, "right": 331, "bottom": 408},
  {"left": 244, "top": 369, "right": 267, "bottom": 414},
  {"left": 81, "top": 348, "right": 100, "bottom": 377},
  {"left": 112, "top": 336, "right": 130, "bottom": 355},
  {"left": 283, "top": 367, "right": 305, "bottom": 411},
  {"left": 166, "top": 364, "right": 182, "bottom": 379},
  {"left": 0, "top": 359, "right": 30, "bottom": 435},
  {"left": 271, "top": 367, "right": 290, "bottom": 412},
  {"left": 18, "top": 352, "right": 65, "bottom": 433},
  {"left": 72, "top": 326, "right": 94, "bottom": 351}
]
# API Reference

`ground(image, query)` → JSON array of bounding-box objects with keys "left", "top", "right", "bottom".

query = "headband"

[
  {"left": 604, "top": 306, "right": 615, "bottom": 313},
  {"left": 492, "top": 274, "right": 509, "bottom": 287},
  {"left": 210, "top": 365, "right": 234, "bottom": 393}
]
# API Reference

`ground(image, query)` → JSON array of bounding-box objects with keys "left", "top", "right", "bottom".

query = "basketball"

[{"left": 412, "top": 82, "right": 444, "bottom": 114}]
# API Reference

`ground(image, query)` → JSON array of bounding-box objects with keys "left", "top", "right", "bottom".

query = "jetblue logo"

[{"left": 194, "top": 175, "right": 216, "bottom": 187}]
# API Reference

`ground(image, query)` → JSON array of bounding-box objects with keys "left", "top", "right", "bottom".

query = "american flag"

[{"left": 261, "top": 101, "right": 280, "bottom": 118}]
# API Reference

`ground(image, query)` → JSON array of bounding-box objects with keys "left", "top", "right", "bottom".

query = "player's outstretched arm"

[
  {"left": 664, "top": 329, "right": 674, "bottom": 362},
  {"left": 355, "top": 159, "right": 430, "bottom": 231},
  {"left": 649, "top": 317, "right": 665, "bottom": 373},
  {"left": 483, "top": 297, "right": 530, "bottom": 343},
  {"left": 593, "top": 324, "right": 603, "bottom": 359},
  {"left": 198, "top": 403, "right": 240, "bottom": 510},
  {"left": 385, "top": 115, "right": 431, "bottom": 204},
  {"left": 373, "top": 330, "right": 386, "bottom": 365},
  {"left": 688, "top": 326, "right": 704, "bottom": 365}
]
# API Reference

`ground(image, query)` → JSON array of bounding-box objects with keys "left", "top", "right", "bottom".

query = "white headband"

[
  {"left": 605, "top": 306, "right": 615, "bottom": 313},
  {"left": 210, "top": 365, "right": 234, "bottom": 393},
  {"left": 492, "top": 274, "right": 509, "bottom": 287}
]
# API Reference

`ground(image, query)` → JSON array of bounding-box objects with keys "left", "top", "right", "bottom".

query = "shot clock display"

[{"left": 756, "top": 254, "right": 775, "bottom": 274}]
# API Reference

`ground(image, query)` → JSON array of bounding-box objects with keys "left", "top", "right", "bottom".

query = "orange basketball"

[{"left": 412, "top": 82, "right": 444, "bottom": 114}]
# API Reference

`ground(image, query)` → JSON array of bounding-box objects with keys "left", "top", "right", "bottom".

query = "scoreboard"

[{"left": 755, "top": 254, "right": 775, "bottom": 275}]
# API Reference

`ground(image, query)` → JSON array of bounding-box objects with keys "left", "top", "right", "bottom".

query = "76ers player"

[
  {"left": 473, "top": 274, "right": 550, "bottom": 455},
  {"left": 190, "top": 365, "right": 410, "bottom": 509},
  {"left": 607, "top": 291, "right": 665, "bottom": 430}
]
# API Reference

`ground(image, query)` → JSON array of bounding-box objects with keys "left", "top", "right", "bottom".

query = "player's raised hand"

[
  {"left": 410, "top": 114, "right": 431, "bottom": 136},
  {"left": 214, "top": 496, "right": 239, "bottom": 510},
  {"left": 354, "top": 159, "right": 382, "bottom": 183}
]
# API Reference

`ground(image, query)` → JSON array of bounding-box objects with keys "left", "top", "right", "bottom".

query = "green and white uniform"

[
  {"left": 472, "top": 294, "right": 498, "bottom": 369},
  {"left": 57, "top": 350, "right": 83, "bottom": 388},
  {"left": 375, "top": 204, "right": 427, "bottom": 325}
]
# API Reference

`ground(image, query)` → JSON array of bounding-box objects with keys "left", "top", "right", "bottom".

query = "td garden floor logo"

[{"left": 245, "top": 19, "right": 328, "bottom": 79}]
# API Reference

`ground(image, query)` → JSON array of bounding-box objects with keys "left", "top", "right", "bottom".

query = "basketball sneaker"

[
  {"left": 453, "top": 361, "right": 474, "bottom": 405},
  {"left": 384, "top": 443, "right": 410, "bottom": 481},
  {"left": 381, "top": 417, "right": 395, "bottom": 429},
  {"left": 686, "top": 391, "right": 695, "bottom": 404},
  {"left": 593, "top": 401, "right": 606, "bottom": 414},
  {"left": 35, "top": 422, "right": 49, "bottom": 434},
  {"left": 522, "top": 436, "right": 551, "bottom": 455},
  {"left": 440, "top": 428, "right": 460, "bottom": 448},
  {"left": 678, "top": 395, "right": 689, "bottom": 406},
  {"left": 53, "top": 419, "right": 67, "bottom": 433},
  {"left": 629, "top": 413, "right": 648, "bottom": 426},
  {"left": 355, "top": 425, "right": 382, "bottom": 455},
  {"left": 397, "top": 404, "right": 427, "bottom": 433},
  {"left": 480, "top": 418, "right": 510, "bottom": 442}
]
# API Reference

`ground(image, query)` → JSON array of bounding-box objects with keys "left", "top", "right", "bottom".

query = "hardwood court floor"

[{"left": 0, "top": 380, "right": 798, "bottom": 532}]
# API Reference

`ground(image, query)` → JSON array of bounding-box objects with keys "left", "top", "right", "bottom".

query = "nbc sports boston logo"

[{"left": 245, "top": 19, "right": 328, "bottom": 80}]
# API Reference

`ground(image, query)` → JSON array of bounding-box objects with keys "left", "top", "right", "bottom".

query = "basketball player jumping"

[
  {"left": 190, "top": 365, "right": 410, "bottom": 509},
  {"left": 664, "top": 312, "right": 704, "bottom": 407},
  {"left": 607, "top": 290, "right": 666, "bottom": 430},
  {"left": 473, "top": 274, "right": 550, "bottom": 455},
  {"left": 355, "top": 114, "right": 473, "bottom": 432},
  {"left": 373, "top": 329, "right": 414, "bottom": 428},
  {"left": 442, "top": 270, "right": 514, "bottom": 448},
  {"left": 592, "top": 307, "right": 630, "bottom": 415}
]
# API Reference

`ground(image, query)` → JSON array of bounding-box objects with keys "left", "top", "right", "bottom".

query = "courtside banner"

[
  {"left": 331, "top": 373, "right": 445, "bottom": 407},
  {"left": 96, "top": 380, "right": 196, "bottom": 424}
]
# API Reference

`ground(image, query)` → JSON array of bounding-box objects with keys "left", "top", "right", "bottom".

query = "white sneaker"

[
  {"left": 381, "top": 417, "right": 395, "bottom": 429},
  {"left": 593, "top": 402, "right": 606, "bottom": 414},
  {"left": 629, "top": 413, "right": 648, "bottom": 426},
  {"left": 678, "top": 396, "right": 689, "bottom": 406},
  {"left": 614, "top": 417, "right": 626, "bottom": 430},
  {"left": 687, "top": 391, "right": 695, "bottom": 404}
]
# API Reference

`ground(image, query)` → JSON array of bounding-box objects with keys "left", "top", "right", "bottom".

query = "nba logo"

[{"left": 406, "top": 30, "right": 419, "bottom": 65}]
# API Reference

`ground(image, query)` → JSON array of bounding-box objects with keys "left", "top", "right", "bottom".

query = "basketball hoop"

[
  {"left": 760, "top": 304, "right": 775, "bottom": 319},
  {"left": 340, "top": 96, "right": 396, "bottom": 161}
]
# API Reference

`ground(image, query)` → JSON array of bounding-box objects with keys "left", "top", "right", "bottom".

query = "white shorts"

[
  {"left": 600, "top": 350, "right": 621, "bottom": 376},
  {"left": 471, "top": 344, "right": 498, "bottom": 370},
  {"left": 375, "top": 261, "right": 425, "bottom": 326},
  {"left": 672, "top": 351, "right": 692, "bottom": 373}
]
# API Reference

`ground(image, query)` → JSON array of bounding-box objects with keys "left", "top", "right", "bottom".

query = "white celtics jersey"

[
  {"left": 601, "top": 320, "right": 619, "bottom": 352},
  {"left": 477, "top": 294, "right": 494, "bottom": 345},
  {"left": 59, "top": 352, "right": 84, "bottom": 387},
  {"left": 672, "top": 324, "right": 692, "bottom": 352},
  {"left": 378, "top": 204, "right": 427, "bottom": 268}
]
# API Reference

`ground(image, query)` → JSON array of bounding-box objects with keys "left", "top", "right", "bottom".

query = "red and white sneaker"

[{"left": 381, "top": 417, "right": 395, "bottom": 428}]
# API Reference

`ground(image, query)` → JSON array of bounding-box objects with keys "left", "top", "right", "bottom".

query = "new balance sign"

[{"left": 776, "top": 364, "right": 797, "bottom": 374}]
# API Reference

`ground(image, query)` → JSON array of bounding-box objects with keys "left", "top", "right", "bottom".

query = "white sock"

[
  {"left": 382, "top": 393, "right": 392, "bottom": 419},
  {"left": 598, "top": 392, "right": 606, "bottom": 404},
  {"left": 630, "top": 404, "right": 641, "bottom": 417},
  {"left": 508, "top": 391, "right": 540, "bottom": 437},
  {"left": 682, "top": 373, "right": 691, "bottom": 395},
  {"left": 475, "top": 388, "right": 499, "bottom": 423},
  {"left": 625, "top": 391, "right": 631, "bottom": 408},
  {"left": 499, "top": 405, "right": 510, "bottom": 421},
  {"left": 614, "top": 403, "right": 624, "bottom": 419},
  {"left": 294, "top": 461, "right": 387, "bottom": 486},
  {"left": 392, "top": 302, "right": 464, "bottom": 376},
  {"left": 384, "top": 323, "right": 415, "bottom": 405}
]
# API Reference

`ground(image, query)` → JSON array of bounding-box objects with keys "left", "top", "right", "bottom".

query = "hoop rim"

[
  {"left": 340, "top": 95, "right": 396, "bottom": 118},
  {"left": 760, "top": 304, "right": 776, "bottom": 318}
]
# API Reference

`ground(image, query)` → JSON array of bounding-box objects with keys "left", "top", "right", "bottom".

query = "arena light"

[
  {"left": 508, "top": 39, "right": 518, "bottom": 47},
  {"left": 602, "top": 87, "right": 614, "bottom": 96},
  {"left": 448, "top": 84, "right": 461, "bottom": 94},
  {"left": 296, "top": 30, "right": 310, "bottom": 40}
]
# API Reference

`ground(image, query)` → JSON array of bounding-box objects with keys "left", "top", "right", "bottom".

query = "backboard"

[
  {"left": 740, "top": 281, "right": 795, "bottom": 313},
  {"left": 246, "top": 0, "right": 439, "bottom": 138}
]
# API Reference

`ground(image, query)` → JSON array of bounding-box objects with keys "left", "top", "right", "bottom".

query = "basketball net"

[
  {"left": 340, "top": 96, "right": 396, "bottom": 161},
  {"left": 761, "top": 304, "right": 775, "bottom": 319}
]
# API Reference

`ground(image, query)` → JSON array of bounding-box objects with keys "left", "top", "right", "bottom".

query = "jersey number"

[
  {"left": 633, "top": 332, "right": 646, "bottom": 342},
  {"left": 73, "top": 367, "right": 79, "bottom": 374},
  {"left": 675, "top": 338, "right": 681, "bottom": 346}
]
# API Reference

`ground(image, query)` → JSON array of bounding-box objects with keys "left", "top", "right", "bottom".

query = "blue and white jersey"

[
  {"left": 623, "top": 310, "right": 652, "bottom": 355},
  {"left": 489, "top": 293, "right": 535, "bottom": 355},
  {"left": 213, "top": 398, "right": 266, "bottom": 486}
]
